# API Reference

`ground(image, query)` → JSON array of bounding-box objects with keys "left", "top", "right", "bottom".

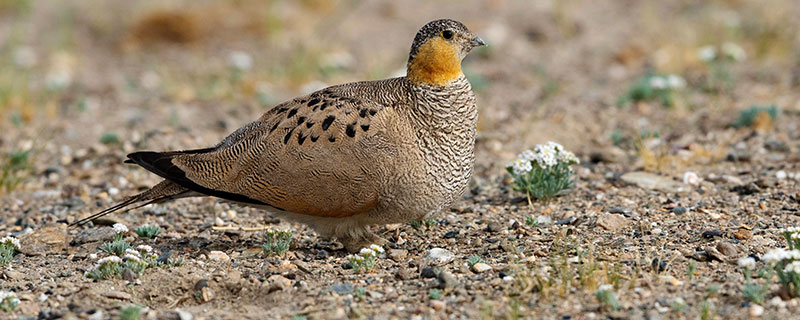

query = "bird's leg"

[{"left": 339, "top": 229, "right": 388, "bottom": 253}]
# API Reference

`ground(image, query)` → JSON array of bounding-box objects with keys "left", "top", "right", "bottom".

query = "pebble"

[
  {"left": 207, "top": 251, "right": 230, "bottom": 262},
  {"left": 471, "top": 262, "right": 491, "bottom": 273},
  {"left": 672, "top": 206, "right": 688, "bottom": 215},
  {"left": 71, "top": 227, "right": 115, "bottom": 245},
  {"left": 395, "top": 268, "right": 412, "bottom": 280},
  {"left": 430, "top": 300, "right": 446, "bottom": 311},
  {"left": 716, "top": 241, "right": 737, "bottom": 257},
  {"left": 424, "top": 248, "right": 455, "bottom": 266},
  {"left": 651, "top": 228, "right": 662, "bottom": 235},
  {"left": 749, "top": 304, "right": 764, "bottom": 317},
  {"left": 734, "top": 229, "right": 753, "bottom": 240},
  {"left": 420, "top": 266, "right": 437, "bottom": 279},
  {"left": 702, "top": 230, "right": 724, "bottom": 239},
  {"left": 486, "top": 221, "right": 502, "bottom": 233},
  {"left": 18, "top": 225, "right": 68, "bottom": 256},
  {"left": 175, "top": 309, "right": 193, "bottom": 320},
  {"left": 329, "top": 282, "right": 354, "bottom": 295},
  {"left": 596, "top": 213, "right": 629, "bottom": 231},
  {"left": 620, "top": 171, "right": 687, "bottom": 192},
  {"left": 387, "top": 249, "right": 408, "bottom": 262},
  {"left": 776, "top": 170, "right": 787, "bottom": 180},
  {"left": 436, "top": 271, "right": 459, "bottom": 289},
  {"left": 268, "top": 275, "right": 292, "bottom": 292}
]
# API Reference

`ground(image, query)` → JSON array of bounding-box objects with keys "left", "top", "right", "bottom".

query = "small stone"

[
  {"left": 387, "top": 249, "right": 408, "bottom": 262},
  {"left": 672, "top": 206, "right": 688, "bottom": 215},
  {"left": 716, "top": 241, "right": 737, "bottom": 257},
  {"left": 267, "top": 275, "right": 292, "bottom": 292},
  {"left": 424, "top": 248, "right": 455, "bottom": 266},
  {"left": 734, "top": 229, "right": 753, "bottom": 240},
  {"left": 651, "top": 228, "right": 662, "bottom": 235},
  {"left": 328, "top": 282, "right": 354, "bottom": 295},
  {"left": 486, "top": 221, "right": 502, "bottom": 233},
  {"left": 443, "top": 230, "right": 459, "bottom": 239},
  {"left": 175, "top": 309, "right": 193, "bottom": 320},
  {"left": 395, "top": 268, "right": 412, "bottom": 280},
  {"left": 620, "top": 171, "right": 688, "bottom": 192},
  {"left": 18, "top": 225, "right": 69, "bottom": 256},
  {"left": 103, "top": 290, "right": 133, "bottom": 300},
  {"left": 430, "top": 300, "right": 446, "bottom": 311},
  {"left": 436, "top": 271, "right": 459, "bottom": 289},
  {"left": 776, "top": 170, "right": 788, "bottom": 180},
  {"left": 749, "top": 304, "right": 764, "bottom": 317},
  {"left": 207, "top": 251, "right": 230, "bottom": 262},
  {"left": 722, "top": 175, "right": 744, "bottom": 185},
  {"left": 4, "top": 270, "right": 26, "bottom": 280},
  {"left": 702, "top": 230, "right": 724, "bottom": 239},
  {"left": 420, "top": 266, "right": 437, "bottom": 279},
  {"left": 71, "top": 227, "right": 115, "bottom": 245},
  {"left": 471, "top": 262, "right": 491, "bottom": 273},
  {"left": 596, "top": 213, "right": 629, "bottom": 231}
]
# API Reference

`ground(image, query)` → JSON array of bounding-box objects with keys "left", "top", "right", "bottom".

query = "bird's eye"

[{"left": 441, "top": 30, "right": 453, "bottom": 40}]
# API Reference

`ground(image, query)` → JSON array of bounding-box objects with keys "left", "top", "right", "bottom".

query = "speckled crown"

[{"left": 408, "top": 19, "right": 470, "bottom": 63}]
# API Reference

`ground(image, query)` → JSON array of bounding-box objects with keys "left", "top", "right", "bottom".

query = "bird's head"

[{"left": 406, "top": 19, "right": 486, "bottom": 86}]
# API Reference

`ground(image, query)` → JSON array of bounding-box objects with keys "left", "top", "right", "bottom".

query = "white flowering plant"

[
  {"left": 617, "top": 73, "right": 686, "bottom": 108},
  {"left": 0, "top": 236, "right": 20, "bottom": 267},
  {"left": 757, "top": 227, "right": 800, "bottom": 298},
  {"left": 87, "top": 227, "right": 174, "bottom": 281},
  {"left": 595, "top": 284, "right": 619, "bottom": 311},
  {"left": 0, "top": 290, "right": 20, "bottom": 312},
  {"left": 697, "top": 43, "right": 745, "bottom": 91},
  {"left": 507, "top": 142, "right": 579, "bottom": 202},
  {"left": 262, "top": 229, "right": 292, "bottom": 256},
  {"left": 347, "top": 244, "right": 385, "bottom": 273}
]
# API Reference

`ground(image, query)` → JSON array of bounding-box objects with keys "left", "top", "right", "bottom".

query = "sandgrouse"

[{"left": 76, "top": 19, "right": 486, "bottom": 252}]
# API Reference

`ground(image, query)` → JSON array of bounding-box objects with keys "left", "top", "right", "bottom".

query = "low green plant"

[
  {"left": 700, "top": 300, "right": 714, "bottom": 320},
  {"left": 507, "top": 142, "right": 579, "bottom": 202},
  {"left": 99, "top": 132, "right": 120, "bottom": 145},
  {"left": 100, "top": 239, "right": 132, "bottom": 256},
  {"left": 0, "top": 291, "right": 20, "bottom": 313},
  {"left": 671, "top": 297, "right": 687, "bottom": 314},
  {"left": 262, "top": 229, "right": 292, "bottom": 256},
  {"left": 347, "top": 245, "right": 384, "bottom": 273},
  {"left": 697, "top": 43, "right": 744, "bottom": 92},
  {"left": 85, "top": 256, "right": 125, "bottom": 280},
  {"left": 0, "top": 150, "right": 31, "bottom": 194},
  {"left": 428, "top": 288, "right": 442, "bottom": 300},
  {"left": 761, "top": 227, "right": 800, "bottom": 298},
  {"left": 354, "top": 287, "right": 366, "bottom": 299},
  {"left": 732, "top": 105, "right": 779, "bottom": 129},
  {"left": 0, "top": 237, "right": 20, "bottom": 267},
  {"left": 595, "top": 285, "right": 619, "bottom": 311},
  {"left": 525, "top": 216, "right": 538, "bottom": 227},
  {"left": 617, "top": 73, "right": 685, "bottom": 107},
  {"left": 134, "top": 225, "right": 161, "bottom": 239},
  {"left": 467, "top": 255, "right": 484, "bottom": 268},
  {"left": 686, "top": 260, "right": 696, "bottom": 280},
  {"left": 120, "top": 305, "right": 142, "bottom": 320}
]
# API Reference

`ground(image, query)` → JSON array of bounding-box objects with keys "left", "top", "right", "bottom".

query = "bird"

[{"left": 75, "top": 19, "right": 486, "bottom": 252}]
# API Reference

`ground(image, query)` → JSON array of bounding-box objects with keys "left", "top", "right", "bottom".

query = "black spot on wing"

[
  {"left": 310, "top": 135, "right": 319, "bottom": 142},
  {"left": 361, "top": 124, "right": 370, "bottom": 132},
  {"left": 359, "top": 109, "right": 368, "bottom": 118},
  {"left": 328, "top": 136, "right": 336, "bottom": 142},
  {"left": 297, "top": 116, "right": 306, "bottom": 125},
  {"left": 345, "top": 123, "right": 356, "bottom": 138},
  {"left": 297, "top": 132, "right": 307, "bottom": 145},
  {"left": 283, "top": 127, "right": 295, "bottom": 144},
  {"left": 287, "top": 108, "right": 298, "bottom": 118},
  {"left": 321, "top": 116, "right": 335, "bottom": 131}
]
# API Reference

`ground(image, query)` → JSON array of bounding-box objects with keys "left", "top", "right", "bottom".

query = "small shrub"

[
  {"left": 99, "top": 132, "right": 120, "bottom": 145},
  {"left": 0, "top": 236, "right": 20, "bottom": 267},
  {"left": 762, "top": 227, "right": 800, "bottom": 298},
  {"left": 732, "top": 105, "right": 779, "bottom": 129},
  {"left": 100, "top": 239, "right": 132, "bottom": 257},
  {"left": 428, "top": 289, "right": 442, "bottom": 300},
  {"left": 262, "top": 229, "right": 292, "bottom": 256},
  {"left": 0, "top": 150, "right": 31, "bottom": 194},
  {"left": 85, "top": 256, "right": 124, "bottom": 280},
  {"left": 346, "top": 245, "right": 384, "bottom": 273},
  {"left": 617, "top": 73, "right": 685, "bottom": 107},
  {"left": 595, "top": 284, "right": 619, "bottom": 311},
  {"left": 0, "top": 291, "right": 20, "bottom": 312},
  {"left": 467, "top": 255, "right": 484, "bottom": 268},
  {"left": 507, "top": 142, "right": 579, "bottom": 202},
  {"left": 134, "top": 225, "right": 161, "bottom": 239},
  {"left": 120, "top": 305, "right": 142, "bottom": 320}
]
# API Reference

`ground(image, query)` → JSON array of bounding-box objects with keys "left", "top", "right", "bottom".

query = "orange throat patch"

[{"left": 407, "top": 37, "right": 463, "bottom": 86}]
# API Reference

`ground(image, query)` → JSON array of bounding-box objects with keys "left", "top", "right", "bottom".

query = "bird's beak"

[{"left": 470, "top": 36, "right": 487, "bottom": 47}]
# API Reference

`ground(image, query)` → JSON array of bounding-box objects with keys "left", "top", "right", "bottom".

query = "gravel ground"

[{"left": 1, "top": 0, "right": 800, "bottom": 319}]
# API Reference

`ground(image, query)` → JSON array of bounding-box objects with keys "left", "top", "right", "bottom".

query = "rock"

[
  {"left": 395, "top": 268, "right": 412, "bottom": 280},
  {"left": 596, "top": 213, "right": 629, "bottom": 231},
  {"left": 721, "top": 175, "right": 744, "bottom": 185},
  {"left": 103, "top": 290, "right": 132, "bottom": 300},
  {"left": 620, "top": 172, "right": 687, "bottom": 193},
  {"left": 671, "top": 206, "right": 688, "bottom": 215},
  {"left": 424, "top": 248, "right": 455, "bottom": 266},
  {"left": 443, "top": 230, "right": 459, "bottom": 239},
  {"left": 436, "top": 271, "right": 459, "bottom": 289},
  {"left": 588, "top": 146, "right": 627, "bottom": 163},
  {"left": 3, "top": 270, "right": 26, "bottom": 280},
  {"left": 608, "top": 206, "right": 631, "bottom": 215},
  {"left": 430, "top": 300, "right": 446, "bottom": 311},
  {"left": 387, "top": 249, "right": 408, "bottom": 262},
  {"left": 18, "top": 225, "right": 68, "bottom": 256},
  {"left": 471, "top": 262, "right": 491, "bottom": 273},
  {"left": 749, "top": 304, "right": 764, "bottom": 317},
  {"left": 702, "top": 230, "right": 724, "bottom": 239},
  {"left": 175, "top": 309, "right": 193, "bottom": 320},
  {"left": 486, "top": 221, "right": 503, "bottom": 233},
  {"left": 71, "top": 227, "right": 115, "bottom": 245},
  {"left": 267, "top": 275, "right": 292, "bottom": 292},
  {"left": 731, "top": 183, "right": 760, "bottom": 195},
  {"left": 420, "top": 266, "right": 438, "bottom": 279},
  {"left": 716, "top": 241, "right": 737, "bottom": 257},
  {"left": 207, "top": 251, "right": 229, "bottom": 262},
  {"left": 328, "top": 282, "right": 353, "bottom": 295},
  {"left": 734, "top": 229, "right": 753, "bottom": 240}
]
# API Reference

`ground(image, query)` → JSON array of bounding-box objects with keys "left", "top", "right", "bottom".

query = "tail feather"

[{"left": 71, "top": 180, "right": 193, "bottom": 226}]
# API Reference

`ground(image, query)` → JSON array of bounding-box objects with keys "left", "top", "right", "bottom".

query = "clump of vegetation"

[
  {"left": 595, "top": 284, "right": 619, "bottom": 311},
  {"left": 0, "top": 236, "right": 20, "bottom": 267},
  {"left": 410, "top": 218, "right": 438, "bottom": 230},
  {"left": 262, "top": 229, "right": 292, "bottom": 256},
  {"left": 731, "top": 105, "right": 779, "bottom": 129},
  {"left": 346, "top": 245, "right": 384, "bottom": 273},
  {"left": 99, "top": 132, "right": 120, "bottom": 145},
  {"left": 0, "top": 150, "right": 32, "bottom": 194},
  {"left": 134, "top": 224, "right": 161, "bottom": 239},
  {"left": 617, "top": 73, "right": 686, "bottom": 107},
  {"left": 761, "top": 227, "right": 800, "bottom": 298},
  {"left": 738, "top": 256, "right": 769, "bottom": 304},
  {"left": 697, "top": 43, "right": 745, "bottom": 92},
  {"left": 428, "top": 288, "right": 442, "bottom": 300},
  {"left": 86, "top": 224, "right": 180, "bottom": 281},
  {"left": 0, "top": 291, "right": 20, "bottom": 313},
  {"left": 507, "top": 142, "right": 579, "bottom": 202},
  {"left": 119, "top": 305, "right": 142, "bottom": 320},
  {"left": 467, "top": 255, "right": 484, "bottom": 268}
]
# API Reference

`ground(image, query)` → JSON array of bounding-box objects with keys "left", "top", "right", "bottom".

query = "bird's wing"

[{"left": 127, "top": 82, "right": 404, "bottom": 218}]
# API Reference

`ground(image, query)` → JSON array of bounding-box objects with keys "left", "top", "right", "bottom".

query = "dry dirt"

[{"left": 1, "top": 0, "right": 800, "bottom": 319}]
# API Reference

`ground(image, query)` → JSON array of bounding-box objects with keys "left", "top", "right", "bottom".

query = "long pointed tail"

[{"left": 71, "top": 180, "right": 194, "bottom": 226}]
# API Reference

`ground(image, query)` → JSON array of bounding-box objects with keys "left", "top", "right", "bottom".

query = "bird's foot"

[{"left": 340, "top": 231, "right": 389, "bottom": 253}]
